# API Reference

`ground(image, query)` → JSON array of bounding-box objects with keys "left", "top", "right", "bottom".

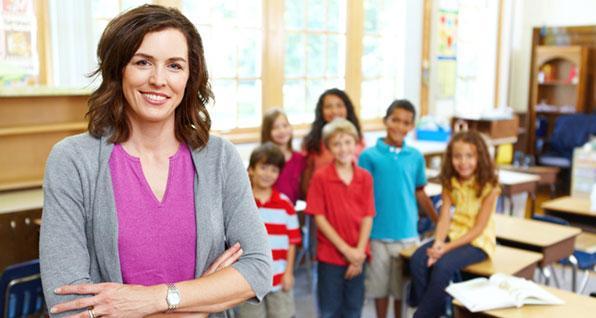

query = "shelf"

[
  {"left": 0, "top": 122, "right": 87, "bottom": 137},
  {"left": 0, "top": 179, "right": 43, "bottom": 192},
  {"left": 538, "top": 81, "right": 577, "bottom": 86},
  {"left": 535, "top": 110, "right": 577, "bottom": 115}
]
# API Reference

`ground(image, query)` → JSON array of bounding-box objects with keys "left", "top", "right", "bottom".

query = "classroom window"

[
  {"left": 360, "top": 0, "right": 405, "bottom": 119},
  {"left": 283, "top": 0, "right": 346, "bottom": 125},
  {"left": 181, "top": 0, "right": 263, "bottom": 130}
]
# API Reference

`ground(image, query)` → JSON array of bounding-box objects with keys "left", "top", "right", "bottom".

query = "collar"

[
  {"left": 375, "top": 137, "right": 409, "bottom": 155},
  {"left": 324, "top": 161, "right": 364, "bottom": 184},
  {"left": 451, "top": 176, "right": 476, "bottom": 190}
]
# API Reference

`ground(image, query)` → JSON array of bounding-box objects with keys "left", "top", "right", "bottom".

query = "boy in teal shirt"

[{"left": 358, "top": 99, "right": 438, "bottom": 318}]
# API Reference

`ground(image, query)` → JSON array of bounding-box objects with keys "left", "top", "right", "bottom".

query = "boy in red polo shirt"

[{"left": 305, "top": 118, "right": 375, "bottom": 318}]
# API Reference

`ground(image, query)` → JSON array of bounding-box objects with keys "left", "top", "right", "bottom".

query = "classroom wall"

[{"left": 508, "top": 0, "right": 596, "bottom": 112}]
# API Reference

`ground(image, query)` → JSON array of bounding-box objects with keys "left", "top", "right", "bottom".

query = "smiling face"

[
  {"left": 270, "top": 114, "right": 292, "bottom": 147},
  {"left": 122, "top": 28, "right": 189, "bottom": 127},
  {"left": 248, "top": 162, "right": 281, "bottom": 190},
  {"left": 384, "top": 108, "right": 414, "bottom": 147},
  {"left": 322, "top": 94, "right": 348, "bottom": 122},
  {"left": 451, "top": 141, "right": 478, "bottom": 180},
  {"left": 328, "top": 132, "right": 357, "bottom": 166}
]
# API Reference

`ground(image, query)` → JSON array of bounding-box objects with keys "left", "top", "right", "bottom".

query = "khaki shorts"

[
  {"left": 365, "top": 239, "right": 419, "bottom": 299},
  {"left": 234, "top": 289, "right": 295, "bottom": 318}
]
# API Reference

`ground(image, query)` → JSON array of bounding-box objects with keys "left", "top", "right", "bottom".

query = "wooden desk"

[
  {"left": 499, "top": 165, "right": 560, "bottom": 197},
  {"left": 494, "top": 214, "right": 581, "bottom": 267},
  {"left": 400, "top": 245, "right": 542, "bottom": 280},
  {"left": 575, "top": 232, "right": 596, "bottom": 253},
  {"left": 0, "top": 188, "right": 43, "bottom": 215},
  {"left": 542, "top": 196, "right": 595, "bottom": 233},
  {"left": 498, "top": 170, "right": 540, "bottom": 215},
  {"left": 453, "top": 285, "right": 596, "bottom": 318}
]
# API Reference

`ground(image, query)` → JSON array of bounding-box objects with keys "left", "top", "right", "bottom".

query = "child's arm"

[
  {"left": 281, "top": 244, "right": 297, "bottom": 291},
  {"left": 438, "top": 187, "right": 499, "bottom": 255},
  {"left": 344, "top": 216, "right": 373, "bottom": 279},
  {"left": 416, "top": 189, "right": 439, "bottom": 223},
  {"left": 433, "top": 190, "right": 453, "bottom": 244},
  {"left": 314, "top": 215, "right": 366, "bottom": 265}
]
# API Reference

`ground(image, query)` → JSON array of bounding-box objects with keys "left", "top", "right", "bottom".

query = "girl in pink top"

[
  {"left": 301, "top": 88, "right": 365, "bottom": 195},
  {"left": 261, "top": 109, "right": 306, "bottom": 204}
]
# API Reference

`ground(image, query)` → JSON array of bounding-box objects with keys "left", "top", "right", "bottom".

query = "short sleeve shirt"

[{"left": 305, "top": 163, "right": 375, "bottom": 265}]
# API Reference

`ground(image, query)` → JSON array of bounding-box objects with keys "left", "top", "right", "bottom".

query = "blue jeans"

[
  {"left": 317, "top": 261, "right": 366, "bottom": 318},
  {"left": 409, "top": 240, "right": 486, "bottom": 318}
]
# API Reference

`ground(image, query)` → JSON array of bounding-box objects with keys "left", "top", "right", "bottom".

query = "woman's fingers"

[
  {"left": 218, "top": 247, "right": 243, "bottom": 269},
  {"left": 204, "top": 243, "right": 242, "bottom": 275},
  {"left": 55, "top": 283, "right": 113, "bottom": 295},
  {"left": 50, "top": 296, "right": 97, "bottom": 314}
]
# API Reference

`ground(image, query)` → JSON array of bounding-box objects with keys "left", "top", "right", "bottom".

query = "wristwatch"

[{"left": 166, "top": 284, "right": 181, "bottom": 312}]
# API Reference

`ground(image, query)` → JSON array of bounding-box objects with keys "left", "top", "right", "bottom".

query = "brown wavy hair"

[
  {"left": 86, "top": 4, "right": 213, "bottom": 149},
  {"left": 440, "top": 130, "right": 498, "bottom": 197},
  {"left": 261, "top": 109, "right": 293, "bottom": 150}
]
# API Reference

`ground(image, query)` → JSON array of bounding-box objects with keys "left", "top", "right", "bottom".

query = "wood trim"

[
  {"left": 420, "top": 0, "right": 432, "bottom": 116},
  {"left": 345, "top": 0, "right": 364, "bottom": 114},
  {"left": 262, "top": 0, "right": 284, "bottom": 112},
  {"left": 526, "top": 28, "right": 541, "bottom": 155},
  {"left": 34, "top": 0, "right": 52, "bottom": 85}
]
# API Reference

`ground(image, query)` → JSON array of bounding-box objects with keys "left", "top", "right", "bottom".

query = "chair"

[
  {"left": 537, "top": 114, "right": 596, "bottom": 168},
  {"left": 531, "top": 215, "right": 596, "bottom": 293},
  {"left": 0, "top": 259, "right": 45, "bottom": 318}
]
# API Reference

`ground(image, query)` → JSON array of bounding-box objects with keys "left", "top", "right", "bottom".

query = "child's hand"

[
  {"left": 426, "top": 244, "right": 446, "bottom": 262},
  {"left": 427, "top": 256, "right": 438, "bottom": 267},
  {"left": 343, "top": 247, "right": 366, "bottom": 265},
  {"left": 281, "top": 272, "right": 295, "bottom": 292},
  {"left": 344, "top": 263, "right": 363, "bottom": 280}
]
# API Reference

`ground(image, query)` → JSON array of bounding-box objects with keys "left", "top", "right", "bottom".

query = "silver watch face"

[{"left": 167, "top": 287, "right": 181, "bottom": 306}]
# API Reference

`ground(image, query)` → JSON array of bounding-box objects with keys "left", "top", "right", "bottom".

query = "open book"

[{"left": 446, "top": 273, "right": 564, "bottom": 312}]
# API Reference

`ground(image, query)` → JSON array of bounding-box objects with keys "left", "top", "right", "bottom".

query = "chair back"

[{"left": 0, "top": 259, "right": 44, "bottom": 318}]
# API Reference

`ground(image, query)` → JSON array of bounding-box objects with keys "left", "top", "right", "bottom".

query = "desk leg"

[
  {"left": 569, "top": 254, "right": 578, "bottom": 293},
  {"left": 530, "top": 190, "right": 536, "bottom": 217},
  {"left": 508, "top": 194, "right": 514, "bottom": 216}
]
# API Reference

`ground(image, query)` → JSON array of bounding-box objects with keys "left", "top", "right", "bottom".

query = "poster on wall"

[
  {"left": 436, "top": 8, "right": 458, "bottom": 99},
  {"left": 0, "top": 0, "right": 39, "bottom": 88}
]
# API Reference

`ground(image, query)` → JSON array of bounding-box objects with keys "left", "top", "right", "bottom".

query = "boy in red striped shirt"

[{"left": 235, "top": 142, "right": 302, "bottom": 318}]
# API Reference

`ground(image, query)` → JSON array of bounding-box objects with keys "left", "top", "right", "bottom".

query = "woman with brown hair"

[{"left": 40, "top": 5, "right": 271, "bottom": 317}]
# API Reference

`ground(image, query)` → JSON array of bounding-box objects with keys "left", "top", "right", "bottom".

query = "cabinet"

[{"left": 528, "top": 45, "right": 591, "bottom": 156}]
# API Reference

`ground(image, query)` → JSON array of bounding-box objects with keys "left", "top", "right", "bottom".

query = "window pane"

[
  {"left": 211, "top": 0, "right": 238, "bottom": 27},
  {"left": 210, "top": 79, "right": 238, "bottom": 130},
  {"left": 238, "top": 30, "right": 261, "bottom": 77},
  {"left": 181, "top": 0, "right": 211, "bottom": 25},
  {"left": 362, "top": 35, "right": 381, "bottom": 78},
  {"left": 284, "top": 80, "right": 306, "bottom": 122},
  {"left": 237, "top": 0, "right": 262, "bottom": 28},
  {"left": 326, "top": 35, "right": 345, "bottom": 77},
  {"left": 327, "top": 0, "right": 341, "bottom": 32},
  {"left": 307, "top": 0, "right": 325, "bottom": 30},
  {"left": 285, "top": 0, "right": 305, "bottom": 30},
  {"left": 306, "top": 79, "right": 326, "bottom": 114},
  {"left": 306, "top": 34, "right": 325, "bottom": 77},
  {"left": 237, "top": 80, "right": 261, "bottom": 127},
  {"left": 361, "top": 79, "right": 383, "bottom": 119},
  {"left": 285, "top": 33, "right": 305, "bottom": 77},
  {"left": 207, "top": 29, "right": 237, "bottom": 77},
  {"left": 364, "top": 0, "right": 381, "bottom": 33}
]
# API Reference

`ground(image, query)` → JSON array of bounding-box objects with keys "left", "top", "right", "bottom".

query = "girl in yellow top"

[{"left": 409, "top": 131, "right": 500, "bottom": 318}]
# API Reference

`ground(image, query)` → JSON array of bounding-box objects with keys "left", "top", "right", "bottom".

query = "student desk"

[
  {"left": 400, "top": 245, "right": 542, "bottom": 280},
  {"left": 410, "top": 140, "right": 447, "bottom": 167},
  {"left": 541, "top": 196, "right": 596, "bottom": 233},
  {"left": 0, "top": 188, "right": 44, "bottom": 273},
  {"left": 452, "top": 285, "right": 596, "bottom": 318},
  {"left": 494, "top": 214, "right": 581, "bottom": 290},
  {"left": 497, "top": 170, "right": 540, "bottom": 216},
  {"left": 498, "top": 165, "right": 560, "bottom": 197}
]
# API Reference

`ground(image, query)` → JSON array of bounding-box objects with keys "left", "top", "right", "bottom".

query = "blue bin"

[{"left": 415, "top": 127, "right": 451, "bottom": 142}]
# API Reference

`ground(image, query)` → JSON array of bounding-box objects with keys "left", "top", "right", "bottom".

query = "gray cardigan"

[{"left": 40, "top": 133, "right": 272, "bottom": 317}]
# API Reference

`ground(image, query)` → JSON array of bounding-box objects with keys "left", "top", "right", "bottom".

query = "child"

[
  {"left": 236, "top": 142, "right": 302, "bottom": 318},
  {"left": 409, "top": 130, "right": 500, "bottom": 318},
  {"left": 305, "top": 118, "right": 375, "bottom": 318},
  {"left": 261, "top": 108, "right": 306, "bottom": 204},
  {"left": 301, "top": 88, "right": 366, "bottom": 194},
  {"left": 358, "top": 99, "right": 438, "bottom": 318}
]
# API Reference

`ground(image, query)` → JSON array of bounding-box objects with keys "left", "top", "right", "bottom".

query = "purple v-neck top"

[{"left": 109, "top": 143, "right": 197, "bottom": 285}]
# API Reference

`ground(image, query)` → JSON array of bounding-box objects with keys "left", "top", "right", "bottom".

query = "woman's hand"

[
  {"left": 50, "top": 283, "right": 162, "bottom": 318},
  {"left": 426, "top": 240, "right": 447, "bottom": 266},
  {"left": 202, "top": 242, "right": 243, "bottom": 276},
  {"left": 344, "top": 263, "right": 363, "bottom": 280}
]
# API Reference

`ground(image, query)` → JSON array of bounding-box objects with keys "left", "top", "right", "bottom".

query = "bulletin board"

[{"left": 0, "top": 0, "right": 38, "bottom": 88}]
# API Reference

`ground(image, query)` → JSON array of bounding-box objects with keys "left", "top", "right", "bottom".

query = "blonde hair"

[{"left": 322, "top": 118, "right": 359, "bottom": 147}]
